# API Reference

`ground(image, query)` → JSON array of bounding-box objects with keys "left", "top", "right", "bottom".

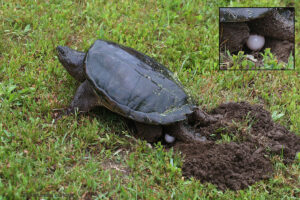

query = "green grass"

[
  {"left": 220, "top": 49, "right": 295, "bottom": 70},
  {"left": 0, "top": 0, "right": 299, "bottom": 199}
]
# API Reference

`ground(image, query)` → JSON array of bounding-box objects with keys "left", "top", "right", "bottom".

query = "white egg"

[
  {"left": 164, "top": 134, "right": 175, "bottom": 143},
  {"left": 247, "top": 34, "right": 265, "bottom": 51}
]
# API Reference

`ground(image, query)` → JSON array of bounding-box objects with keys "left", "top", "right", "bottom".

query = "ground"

[{"left": 0, "top": 0, "right": 299, "bottom": 199}]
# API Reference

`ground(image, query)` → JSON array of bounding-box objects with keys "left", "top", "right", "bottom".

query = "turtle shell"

[
  {"left": 220, "top": 8, "right": 274, "bottom": 22},
  {"left": 84, "top": 40, "right": 195, "bottom": 125}
]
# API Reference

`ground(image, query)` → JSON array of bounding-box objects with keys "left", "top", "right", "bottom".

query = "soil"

[
  {"left": 172, "top": 102, "right": 300, "bottom": 191},
  {"left": 220, "top": 22, "right": 249, "bottom": 53},
  {"left": 176, "top": 142, "right": 273, "bottom": 191},
  {"left": 264, "top": 38, "right": 294, "bottom": 63}
]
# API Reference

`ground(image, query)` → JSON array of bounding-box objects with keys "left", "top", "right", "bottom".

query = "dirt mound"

[
  {"left": 175, "top": 102, "right": 299, "bottom": 190},
  {"left": 176, "top": 142, "right": 273, "bottom": 191},
  {"left": 209, "top": 102, "right": 300, "bottom": 163}
]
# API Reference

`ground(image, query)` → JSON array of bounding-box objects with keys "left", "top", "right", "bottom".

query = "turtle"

[{"left": 56, "top": 40, "right": 217, "bottom": 143}]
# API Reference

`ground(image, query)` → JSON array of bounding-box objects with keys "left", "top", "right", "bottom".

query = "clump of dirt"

[
  {"left": 175, "top": 141, "right": 273, "bottom": 191},
  {"left": 208, "top": 102, "right": 300, "bottom": 163},
  {"left": 175, "top": 102, "right": 300, "bottom": 191}
]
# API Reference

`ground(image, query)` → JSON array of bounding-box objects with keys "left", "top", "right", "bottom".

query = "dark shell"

[
  {"left": 84, "top": 40, "right": 195, "bottom": 125},
  {"left": 220, "top": 8, "right": 274, "bottom": 22}
]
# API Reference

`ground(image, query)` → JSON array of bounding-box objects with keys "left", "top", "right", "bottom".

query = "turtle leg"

[
  {"left": 164, "top": 122, "right": 206, "bottom": 143},
  {"left": 134, "top": 122, "right": 162, "bottom": 143},
  {"left": 68, "top": 80, "right": 102, "bottom": 113},
  {"left": 189, "top": 107, "right": 220, "bottom": 126}
]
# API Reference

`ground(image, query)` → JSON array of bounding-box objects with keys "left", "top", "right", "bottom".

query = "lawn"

[{"left": 0, "top": 0, "right": 299, "bottom": 199}]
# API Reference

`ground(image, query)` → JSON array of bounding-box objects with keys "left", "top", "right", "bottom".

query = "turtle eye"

[{"left": 57, "top": 46, "right": 66, "bottom": 56}]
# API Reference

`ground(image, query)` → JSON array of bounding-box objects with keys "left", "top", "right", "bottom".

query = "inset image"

[{"left": 219, "top": 7, "right": 295, "bottom": 70}]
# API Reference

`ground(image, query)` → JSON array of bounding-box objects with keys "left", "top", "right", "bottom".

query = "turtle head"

[{"left": 56, "top": 46, "right": 86, "bottom": 82}]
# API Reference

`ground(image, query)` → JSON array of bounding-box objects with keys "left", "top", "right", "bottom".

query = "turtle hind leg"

[
  {"left": 134, "top": 122, "right": 162, "bottom": 143},
  {"left": 164, "top": 122, "right": 207, "bottom": 143},
  {"left": 189, "top": 107, "right": 221, "bottom": 126},
  {"left": 68, "top": 80, "right": 101, "bottom": 113}
]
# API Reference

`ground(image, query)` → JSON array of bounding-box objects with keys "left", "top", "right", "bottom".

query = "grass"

[
  {"left": 220, "top": 49, "right": 295, "bottom": 70},
  {"left": 0, "top": 0, "right": 299, "bottom": 199}
]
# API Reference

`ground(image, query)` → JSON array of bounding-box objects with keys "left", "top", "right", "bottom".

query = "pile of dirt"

[
  {"left": 176, "top": 142, "right": 272, "bottom": 191},
  {"left": 175, "top": 102, "right": 299, "bottom": 190}
]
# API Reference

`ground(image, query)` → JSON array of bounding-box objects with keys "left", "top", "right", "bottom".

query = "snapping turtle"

[{"left": 57, "top": 40, "right": 216, "bottom": 142}]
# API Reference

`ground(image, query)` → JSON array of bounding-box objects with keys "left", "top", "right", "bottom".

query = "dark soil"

[
  {"left": 174, "top": 102, "right": 300, "bottom": 191},
  {"left": 264, "top": 38, "right": 294, "bottom": 63},
  {"left": 220, "top": 22, "right": 249, "bottom": 53},
  {"left": 176, "top": 142, "right": 273, "bottom": 191}
]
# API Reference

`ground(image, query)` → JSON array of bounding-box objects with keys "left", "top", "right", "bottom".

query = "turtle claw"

[
  {"left": 190, "top": 107, "right": 220, "bottom": 126},
  {"left": 52, "top": 107, "right": 70, "bottom": 122},
  {"left": 65, "top": 107, "right": 86, "bottom": 117},
  {"left": 65, "top": 107, "right": 74, "bottom": 115},
  {"left": 53, "top": 106, "right": 87, "bottom": 123}
]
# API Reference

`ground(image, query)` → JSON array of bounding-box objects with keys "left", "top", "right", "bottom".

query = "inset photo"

[{"left": 219, "top": 7, "right": 295, "bottom": 70}]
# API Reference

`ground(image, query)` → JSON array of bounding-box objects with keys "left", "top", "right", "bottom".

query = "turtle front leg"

[{"left": 68, "top": 80, "right": 102, "bottom": 113}]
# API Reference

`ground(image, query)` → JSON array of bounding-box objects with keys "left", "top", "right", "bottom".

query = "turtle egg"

[
  {"left": 165, "top": 134, "right": 175, "bottom": 143},
  {"left": 247, "top": 34, "right": 265, "bottom": 51}
]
